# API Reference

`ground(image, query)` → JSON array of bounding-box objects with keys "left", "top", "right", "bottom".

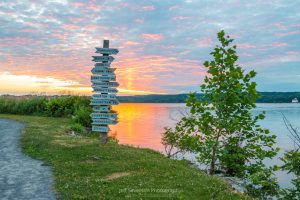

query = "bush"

[
  {"left": 0, "top": 96, "right": 47, "bottom": 115},
  {"left": 281, "top": 149, "right": 300, "bottom": 199},
  {"left": 45, "top": 97, "right": 74, "bottom": 117},
  {"left": 73, "top": 106, "right": 92, "bottom": 127},
  {"left": 70, "top": 123, "right": 85, "bottom": 133},
  {"left": 0, "top": 95, "right": 91, "bottom": 120}
]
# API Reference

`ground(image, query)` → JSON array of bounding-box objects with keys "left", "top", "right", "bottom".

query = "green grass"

[{"left": 0, "top": 114, "right": 250, "bottom": 200}]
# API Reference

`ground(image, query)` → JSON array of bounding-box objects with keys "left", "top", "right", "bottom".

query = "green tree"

[
  {"left": 168, "top": 30, "right": 279, "bottom": 198},
  {"left": 281, "top": 149, "right": 300, "bottom": 199},
  {"left": 280, "top": 116, "right": 300, "bottom": 199}
]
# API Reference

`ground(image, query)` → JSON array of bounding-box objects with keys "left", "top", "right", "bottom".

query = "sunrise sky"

[{"left": 0, "top": 0, "right": 299, "bottom": 95}]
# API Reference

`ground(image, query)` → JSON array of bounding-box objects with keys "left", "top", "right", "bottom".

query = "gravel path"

[{"left": 0, "top": 119, "right": 56, "bottom": 200}]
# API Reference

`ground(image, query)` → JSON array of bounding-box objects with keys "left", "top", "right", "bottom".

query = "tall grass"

[{"left": 0, "top": 95, "right": 92, "bottom": 127}]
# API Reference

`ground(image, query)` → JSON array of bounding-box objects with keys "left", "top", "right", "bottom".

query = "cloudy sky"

[{"left": 0, "top": 0, "right": 299, "bottom": 95}]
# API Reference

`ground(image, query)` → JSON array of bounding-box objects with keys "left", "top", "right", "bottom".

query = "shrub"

[
  {"left": 0, "top": 95, "right": 91, "bottom": 118},
  {"left": 0, "top": 96, "right": 47, "bottom": 115},
  {"left": 70, "top": 123, "right": 85, "bottom": 133},
  {"left": 73, "top": 106, "right": 92, "bottom": 128}
]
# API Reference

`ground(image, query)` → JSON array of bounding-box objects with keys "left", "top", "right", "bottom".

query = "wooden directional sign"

[
  {"left": 92, "top": 56, "right": 114, "bottom": 62},
  {"left": 91, "top": 68, "right": 116, "bottom": 75},
  {"left": 92, "top": 81, "right": 119, "bottom": 87},
  {"left": 91, "top": 40, "right": 119, "bottom": 135},
  {"left": 91, "top": 76, "right": 116, "bottom": 82},
  {"left": 92, "top": 119, "right": 118, "bottom": 125},
  {"left": 90, "top": 99, "right": 119, "bottom": 106},
  {"left": 91, "top": 113, "right": 118, "bottom": 119},
  {"left": 93, "top": 106, "right": 110, "bottom": 112},
  {"left": 95, "top": 63, "right": 110, "bottom": 68},
  {"left": 95, "top": 48, "right": 119, "bottom": 55},
  {"left": 93, "top": 66, "right": 111, "bottom": 71},
  {"left": 92, "top": 126, "right": 109, "bottom": 132},
  {"left": 93, "top": 88, "right": 118, "bottom": 93},
  {"left": 92, "top": 94, "right": 116, "bottom": 99}
]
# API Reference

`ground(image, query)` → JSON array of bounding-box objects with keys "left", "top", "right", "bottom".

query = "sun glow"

[{"left": 0, "top": 72, "right": 163, "bottom": 96}]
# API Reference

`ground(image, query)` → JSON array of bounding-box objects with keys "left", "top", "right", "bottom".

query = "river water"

[{"left": 109, "top": 103, "right": 300, "bottom": 187}]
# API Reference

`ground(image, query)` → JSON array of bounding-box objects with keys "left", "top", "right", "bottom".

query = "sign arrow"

[
  {"left": 93, "top": 106, "right": 110, "bottom": 112},
  {"left": 95, "top": 48, "right": 119, "bottom": 55},
  {"left": 91, "top": 76, "right": 116, "bottom": 82},
  {"left": 93, "top": 88, "right": 118, "bottom": 93},
  {"left": 92, "top": 56, "right": 114, "bottom": 62},
  {"left": 92, "top": 82, "right": 119, "bottom": 87},
  {"left": 90, "top": 99, "right": 119, "bottom": 106},
  {"left": 92, "top": 94, "right": 116, "bottom": 99},
  {"left": 91, "top": 113, "right": 118, "bottom": 119},
  {"left": 94, "top": 63, "right": 111, "bottom": 68},
  {"left": 92, "top": 119, "right": 118, "bottom": 125},
  {"left": 92, "top": 126, "right": 109, "bottom": 132},
  {"left": 91, "top": 68, "right": 116, "bottom": 75}
]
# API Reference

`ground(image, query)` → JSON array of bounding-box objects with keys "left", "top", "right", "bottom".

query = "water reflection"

[
  {"left": 110, "top": 103, "right": 300, "bottom": 153},
  {"left": 109, "top": 103, "right": 182, "bottom": 151}
]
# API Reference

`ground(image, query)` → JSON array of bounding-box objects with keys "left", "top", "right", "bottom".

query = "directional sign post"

[{"left": 91, "top": 40, "right": 119, "bottom": 144}]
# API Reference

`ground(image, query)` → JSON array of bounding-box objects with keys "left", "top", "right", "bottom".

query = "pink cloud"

[
  {"left": 168, "top": 5, "right": 179, "bottom": 11},
  {"left": 287, "top": 51, "right": 300, "bottom": 55},
  {"left": 135, "top": 19, "right": 144, "bottom": 24},
  {"left": 237, "top": 43, "right": 256, "bottom": 49},
  {"left": 270, "top": 42, "right": 288, "bottom": 47},
  {"left": 142, "top": 33, "right": 163, "bottom": 41},
  {"left": 273, "top": 22, "right": 287, "bottom": 30},
  {"left": 274, "top": 30, "right": 300, "bottom": 37},
  {"left": 20, "top": 29, "right": 35, "bottom": 33},
  {"left": 85, "top": 2, "right": 103, "bottom": 11},
  {"left": 0, "top": 37, "right": 35, "bottom": 46},
  {"left": 194, "top": 37, "right": 213, "bottom": 47},
  {"left": 72, "top": 2, "right": 85, "bottom": 7},
  {"left": 123, "top": 41, "right": 140, "bottom": 46},
  {"left": 67, "top": 17, "right": 84, "bottom": 23},
  {"left": 83, "top": 25, "right": 106, "bottom": 31},
  {"left": 173, "top": 16, "right": 190, "bottom": 20},
  {"left": 63, "top": 24, "right": 81, "bottom": 29},
  {"left": 292, "top": 23, "right": 300, "bottom": 27},
  {"left": 51, "top": 33, "right": 69, "bottom": 40},
  {"left": 118, "top": 40, "right": 141, "bottom": 48},
  {"left": 119, "top": 2, "right": 129, "bottom": 7},
  {"left": 141, "top": 5, "right": 155, "bottom": 11}
]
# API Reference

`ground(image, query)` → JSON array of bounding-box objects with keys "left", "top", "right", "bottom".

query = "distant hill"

[
  {"left": 117, "top": 92, "right": 300, "bottom": 103},
  {"left": 1, "top": 92, "right": 299, "bottom": 103}
]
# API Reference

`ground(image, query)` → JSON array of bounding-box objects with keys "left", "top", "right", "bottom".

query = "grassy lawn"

[{"left": 0, "top": 114, "right": 250, "bottom": 199}]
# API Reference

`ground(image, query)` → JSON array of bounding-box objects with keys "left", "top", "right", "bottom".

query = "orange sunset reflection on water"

[{"left": 108, "top": 103, "right": 186, "bottom": 152}]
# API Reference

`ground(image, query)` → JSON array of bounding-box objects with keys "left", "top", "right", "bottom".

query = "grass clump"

[
  {"left": 70, "top": 123, "right": 85, "bottom": 133},
  {"left": 73, "top": 106, "right": 92, "bottom": 127},
  {"left": 0, "top": 114, "right": 250, "bottom": 200}
]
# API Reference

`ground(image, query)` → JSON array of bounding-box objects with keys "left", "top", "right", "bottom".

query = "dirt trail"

[{"left": 0, "top": 119, "right": 56, "bottom": 200}]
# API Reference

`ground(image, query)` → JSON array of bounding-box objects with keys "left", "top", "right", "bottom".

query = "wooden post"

[
  {"left": 91, "top": 40, "right": 119, "bottom": 144},
  {"left": 99, "top": 40, "right": 109, "bottom": 144},
  {"left": 103, "top": 40, "right": 109, "bottom": 48}
]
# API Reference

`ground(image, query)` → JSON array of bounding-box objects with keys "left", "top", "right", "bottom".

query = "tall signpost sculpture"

[{"left": 91, "top": 40, "right": 119, "bottom": 143}]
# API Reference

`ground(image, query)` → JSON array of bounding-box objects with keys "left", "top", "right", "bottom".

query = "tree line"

[{"left": 118, "top": 92, "right": 300, "bottom": 103}]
